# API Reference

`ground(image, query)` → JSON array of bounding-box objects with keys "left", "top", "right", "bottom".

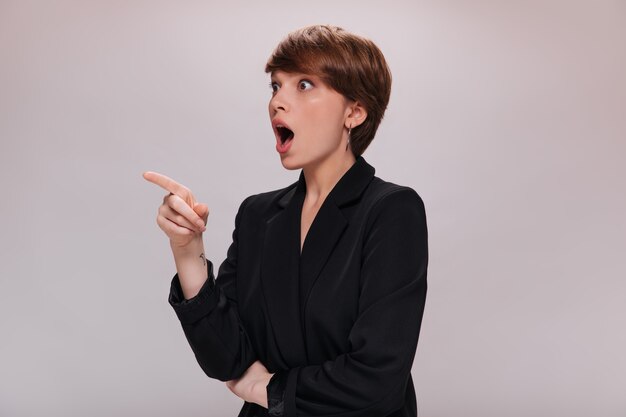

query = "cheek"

[{"left": 307, "top": 99, "right": 344, "bottom": 129}]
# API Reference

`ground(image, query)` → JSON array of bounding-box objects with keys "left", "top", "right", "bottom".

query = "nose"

[{"left": 269, "top": 90, "right": 288, "bottom": 115}]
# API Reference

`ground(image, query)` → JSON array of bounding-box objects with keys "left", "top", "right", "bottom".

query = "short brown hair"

[{"left": 265, "top": 25, "right": 392, "bottom": 157}]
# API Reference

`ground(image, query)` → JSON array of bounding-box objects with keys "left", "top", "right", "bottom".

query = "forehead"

[{"left": 270, "top": 70, "right": 321, "bottom": 82}]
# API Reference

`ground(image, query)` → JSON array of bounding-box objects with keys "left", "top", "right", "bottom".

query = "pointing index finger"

[{"left": 143, "top": 171, "right": 195, "bottom": 207}]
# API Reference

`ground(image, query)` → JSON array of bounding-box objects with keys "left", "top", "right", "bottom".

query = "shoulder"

[
  {"left": 365, "top": 176, "right": 426, "bottom": 214},
  {"left": 361, "top": 177, "right": 428, "bottom": 248},
  {"left": 359, "top": 176, "right": 427, "bottom": 237},
  {"left": 235, "top": 179, "right": 298, "bottom": 218}
]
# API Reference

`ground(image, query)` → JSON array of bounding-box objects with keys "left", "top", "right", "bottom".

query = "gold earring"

[{"left": 345, "top": 125, "right": 352, "bottom": 151}]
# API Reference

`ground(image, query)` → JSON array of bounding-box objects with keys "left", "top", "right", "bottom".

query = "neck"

[{"left": 302, "top": 151, "right": 356, "bottom": 204}]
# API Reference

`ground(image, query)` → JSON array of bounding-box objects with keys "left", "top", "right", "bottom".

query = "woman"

[{"left": 144, "top": 25, "right": 428, "bottom": 417}]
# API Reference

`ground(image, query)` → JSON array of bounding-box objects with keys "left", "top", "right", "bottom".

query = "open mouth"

[{"left": 276, "top": 125, "right": 294, "bottom": 144}]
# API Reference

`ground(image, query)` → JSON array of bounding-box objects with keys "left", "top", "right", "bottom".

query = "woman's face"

[{"left": 269, "top": 70, "right": 352, "bottom": 170}]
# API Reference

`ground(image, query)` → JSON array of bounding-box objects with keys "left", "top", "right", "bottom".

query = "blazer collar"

[
  {"left": 277, "top": 155, "right": 376, "bottom": 209},
  {"left": 260, "top": 155, "right": 375, "bottom": 368}
]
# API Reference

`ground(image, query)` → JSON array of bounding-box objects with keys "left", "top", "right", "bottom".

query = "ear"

[{"left": 344, "top": 100, "right": 367, "bottom": 129}]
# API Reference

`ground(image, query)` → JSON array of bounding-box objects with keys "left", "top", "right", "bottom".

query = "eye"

[
  {"left": 298, "top": 80, "right": 313, "bottom": 91},
  {"left": 269, "top": 81, "right": 280, "bottom": 94}
]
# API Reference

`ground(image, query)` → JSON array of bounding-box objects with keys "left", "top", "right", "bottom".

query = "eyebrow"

[{"left": 270, "top": 72, "right": 319, "bottom": 82}]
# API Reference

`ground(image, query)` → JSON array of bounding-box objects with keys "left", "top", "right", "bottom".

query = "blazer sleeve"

[
  {"left": 266, "top": 188, "right": 428, "bottom": 417},
  {"left": 168, "top": 195, "right": 258, "bottom": 382}
]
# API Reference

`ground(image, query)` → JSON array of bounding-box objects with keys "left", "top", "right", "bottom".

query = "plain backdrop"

[{"left": 1, "top": 1, "right": 624, "bottom": 416}]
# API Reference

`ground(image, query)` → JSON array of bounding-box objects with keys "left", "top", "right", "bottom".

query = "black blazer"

[{"left": 168, "top": 155, "right": 429, "bottom": 417}]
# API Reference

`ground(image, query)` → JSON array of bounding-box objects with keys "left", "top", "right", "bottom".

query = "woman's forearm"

[
  {"left": 168, "top": 231, "right": 260, "bottom": 382},
  {"left": 170, "top": 237, "right": 209, "bottom": 300},
  {"left": 224, "top": 361, "right": 273, "bottom": 409}
]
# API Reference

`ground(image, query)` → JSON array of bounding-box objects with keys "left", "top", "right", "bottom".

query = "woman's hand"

[
  {"left": 225, "top": 360, "right": 274, "bottom": 409},
  {"left": 143, "top": 171, "right": 210, "bottom": 249}
]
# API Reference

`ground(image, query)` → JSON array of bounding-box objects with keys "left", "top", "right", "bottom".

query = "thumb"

[{"left": 193, "top": 203, "right": 209, "bottom": 224}]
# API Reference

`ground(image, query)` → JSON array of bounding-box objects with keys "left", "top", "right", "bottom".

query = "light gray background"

[{"left": 1, "top": 1, "right": 624, "bottom": 416}]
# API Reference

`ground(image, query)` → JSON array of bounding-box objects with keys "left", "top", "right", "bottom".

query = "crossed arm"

[{"left": 168, "top": 189, "right": 428, "bottom": 416}]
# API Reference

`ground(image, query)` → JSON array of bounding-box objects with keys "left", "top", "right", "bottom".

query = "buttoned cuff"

[{"left": 168, "top": 260, "right": 219, "bottom": 324}]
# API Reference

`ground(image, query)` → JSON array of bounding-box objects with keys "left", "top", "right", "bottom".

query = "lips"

[{"left": 272, "top": 118, "right": 295, "bottom": 144}]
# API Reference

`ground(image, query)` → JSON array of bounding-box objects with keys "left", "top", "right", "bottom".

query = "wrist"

[
  {"left": 170, "top": 237, "right": 209, "bottom": 300},
  {"left": 170, "top": 235, "right": 204, "bottom": 256},
  {"left": 254, "top": 372, "right": 274, "bottom": 409}
]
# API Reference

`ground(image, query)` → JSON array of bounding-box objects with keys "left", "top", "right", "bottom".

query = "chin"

[{"left": 278, "top": 155, "right": 303, "bottom": 171}]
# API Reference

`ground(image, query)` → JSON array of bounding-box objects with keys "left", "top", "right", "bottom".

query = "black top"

[{"left": 168, "top": 155, "right": 429, "bottom": 417}]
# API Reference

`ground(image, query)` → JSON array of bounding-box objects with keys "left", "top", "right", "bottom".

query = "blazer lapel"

[
  {"left": 260, "top": 178, "right": 308, "bottom": 367},
  {"left": 260, "top": 156, "right": 375, "bottom": 366},
  {"left": 299, "top": 156, "right": 375, "bottom": 316}
]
